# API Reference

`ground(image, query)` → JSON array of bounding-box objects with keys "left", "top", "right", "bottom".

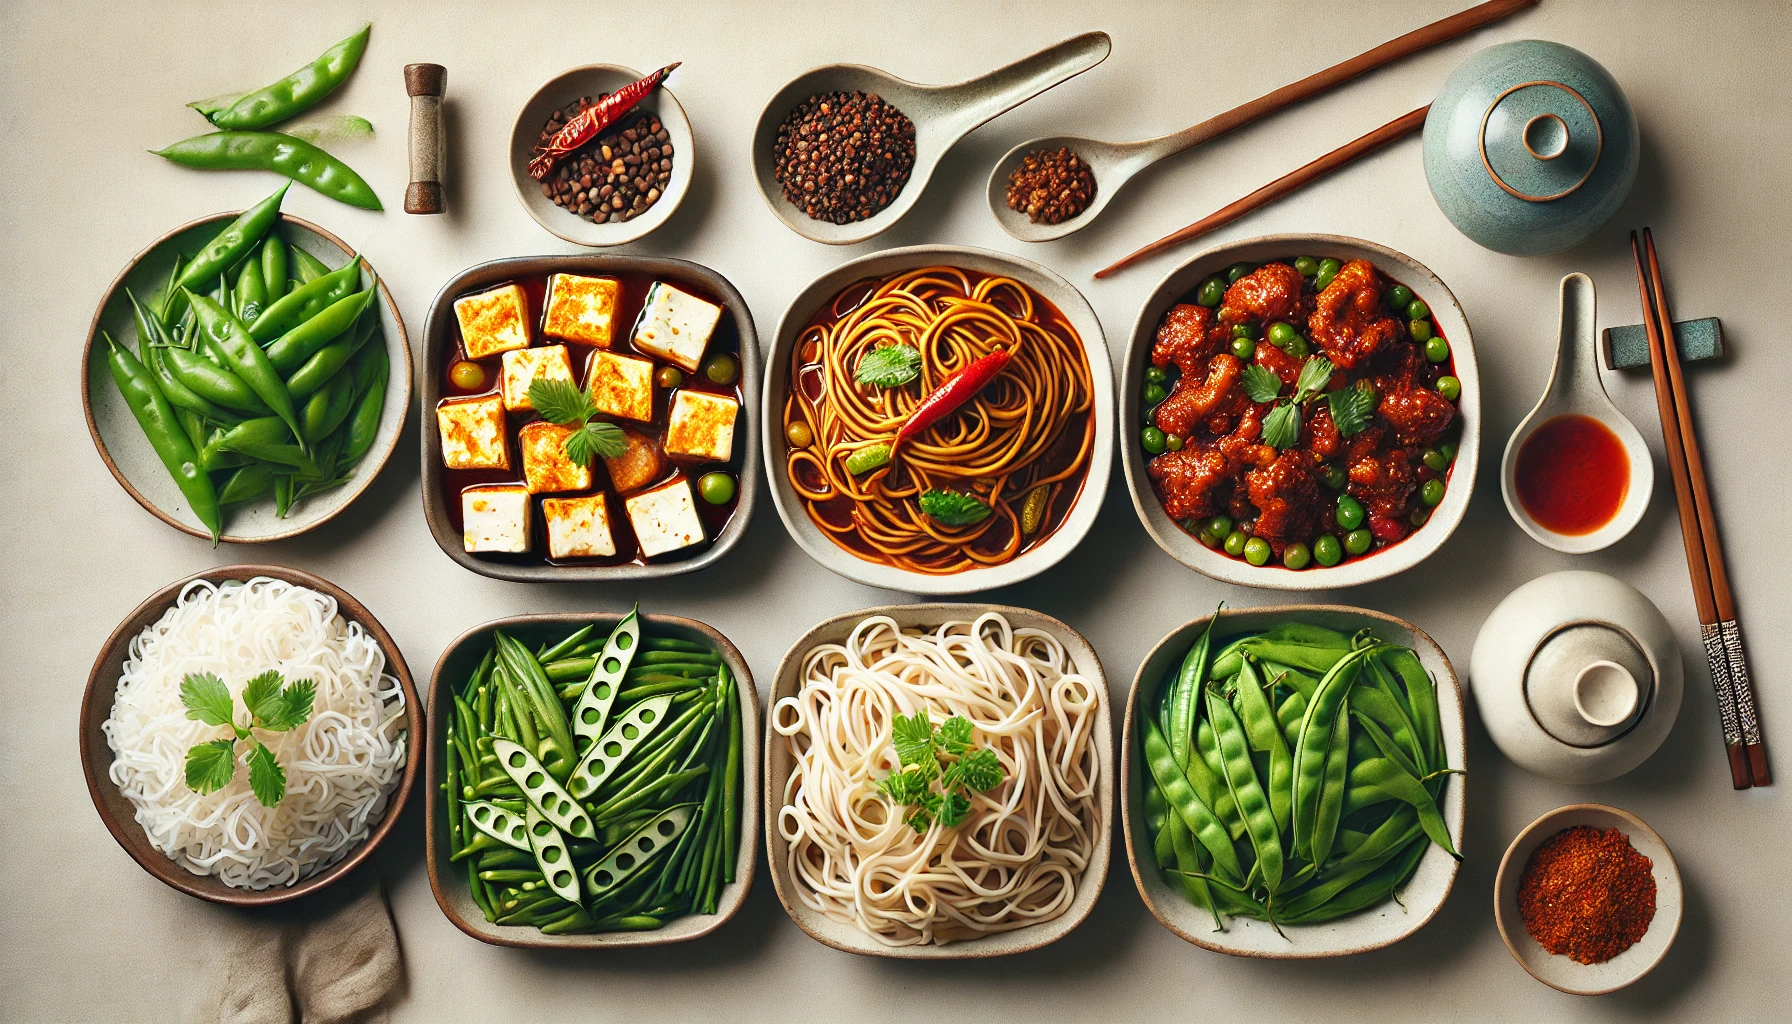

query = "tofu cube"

[
  {"left": 436, "top": 393, "right": 509, "bottom": 470},
  {"left": 664, "top": 390, "right": 739, "bottom": 463},
  {"left": 542, "top": 494, "right": 617, "bottom": 559},
  {"left": 585, "top": 350, "right": 655, "bottom": 422},
  {"left": 462, "top": 484, "right": 531, "bottom": 553},
  {"left": 454, "top": 284, "right": 531, "bottom": 358},
  {"left": 517, "top": 421, "right": 593, "bottom": 494},
  {"left": 500, "top": 345, "right": 574, "bottom": 412},
  {"left": 542, "top": 274, "right": 622, "bottom": 347},
  {"left": 603, "top": 430, "right": 666, "bottom": 494},
  {"left": 632, "top": 282, "right": 722, "bottom": 373},
  {"left": 625, "top": 477, "right": 706, "bottom": 558}
]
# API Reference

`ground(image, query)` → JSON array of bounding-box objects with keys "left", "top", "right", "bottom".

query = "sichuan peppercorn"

[
  {"left": 771, "top": 90, "right": 916, "bottom": 224},
  {"left": 1005, "top": 146, "right": 1097, "bottom": 224}
]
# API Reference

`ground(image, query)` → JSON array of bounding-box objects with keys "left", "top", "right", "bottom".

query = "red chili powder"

[{"left": 1517, "top": 825, "right": 1656, "bottom": 964}]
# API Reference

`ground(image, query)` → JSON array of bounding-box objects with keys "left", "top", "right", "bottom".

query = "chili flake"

[{"left": 1517, "top": 825, "right": 1656, "bottom": 964}]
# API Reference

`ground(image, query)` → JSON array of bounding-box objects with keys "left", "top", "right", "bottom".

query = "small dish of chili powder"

[{"left": 1494, "top": 803, "right": 1682, "bottom": 995}]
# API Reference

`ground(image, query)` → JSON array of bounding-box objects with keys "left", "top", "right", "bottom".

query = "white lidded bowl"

[
  {"left": 760, "top": 244, "right": 1112, "bottom": 596},
  {"left": 1119, "top": 235, "right": 1479, "bottom": 590}
]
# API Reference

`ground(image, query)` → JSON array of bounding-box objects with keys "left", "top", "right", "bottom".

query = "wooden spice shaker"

[{"left": 404, "top": 63, "right": 446, "bottom": 214}]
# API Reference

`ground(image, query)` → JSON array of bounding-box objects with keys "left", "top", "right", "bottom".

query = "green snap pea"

[
  {"left": 1192, "top": 719, "right": 1246, "bottom": 841},
  {"left": 265, "top": 285, "right": 376, "bottom": 373},
  {"left": 1291, "top": 646, "right": 1373, "bottom": 860},
  {"left": 341, "top": 340, "right": 389, "bottom": 465},
  {"left": 1206, "top": 691, "right": 1282, "bottom": 893},
  {"left": 127, "top": 290, "right": 234, "bottom": 420},
  {"left": 284, "top": 312, "right": 375, "bottom": 398},
  {"left": 233, "top": 258, "right": 267, "bottom": 325},
  {"left": 1349, "top": 758, "right": 1459, "bottom": 859},
  {"left": 1167, "top": 616, "right": 1215, "bottom": 769},
  {"left": 1166, "top": 809, "right": 1219, "bottom": 927},
  {"left": 1309, "top": 699, "right": 1350, "bottom": 867},
  {"left": 103, "top": 332, "right": 222, "bottom": 543},
  {"left": 154, "top": 132, "right": 382, "bottom": 210},
  {"left": 1142, "top": 714, "right": 1243, "bottom": 882},
  {"left": 218, "top": 462, "right": 276, "bottom": 505},
  {"left": 174, "top": 184, "right": 289, "bottom": 291},
  {"left": 260, "top": 235, "right": 288, "bottom": 303},
  {"left": 289, "top": 244, "right": 330, "bottom": 283},
  {"left": 1277, "top": 807, "right": 1421, "bottom": 918},
  {"left": 1232, "top": 658, "right": 1291, "bottom": 833},
  {"left": 185, "top": 291, "right": 302, "bottom": 441},
  {"left": 1284, "top": 837, "right": 1428, "bottom": 925},
  {"left": 301, "top": 370, "right": 357, "bottom": 443},
  {"left": 202, "top": 25, "right": 371, "bottom": 130},
  {"left": 253, "top": 257, "right": 359, "bottom": 343}
]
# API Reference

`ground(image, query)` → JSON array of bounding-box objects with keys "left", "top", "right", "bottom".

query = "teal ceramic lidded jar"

[{"left": 1424, "top": 41, "right": 1638, "bottom": 256}]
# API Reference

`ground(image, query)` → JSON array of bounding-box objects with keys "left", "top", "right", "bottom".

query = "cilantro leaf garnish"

[
  {"left": 1255, "top": 356, "right": 1339, "bottom": 450},
  {"left": 246, "top": 742, "right": 287, "bottom": 808},
  {"left": 1327, "top": 382, "right": 1378, "bottom": 438},
  {"left": 1240, "top": 363, "right": 1283, "bottom": 405},
  {"left": 564, "top": 420, "right": 627, "bottom": 466},
  {"left": 184, "top": 739, "right": 238, "bottom": 794},
  {"left": 180, "top": 673, "right": 237, "bottom": 729},
  {"left": 919, "top": 489, "right": 993, "bottom": 527},
  {"left": 1261, "top": 403, "right": 1301, "bottom": 450},
  {"left": 528, "top": 379, "right": 627, "bottom": 466},
  {"left": 181, "top": 670, "right": 314, "bottom": 805},
  {"left": 875, "top": 711, "right": 1007, "bottom": 833},
  {"left": 854, "top": 344, "right": 922, "bottom": 388}
]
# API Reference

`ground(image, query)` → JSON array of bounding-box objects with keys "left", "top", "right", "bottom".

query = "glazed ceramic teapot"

[{"left": 1424, "top": 40, "right": 1639, "bottom": 256}]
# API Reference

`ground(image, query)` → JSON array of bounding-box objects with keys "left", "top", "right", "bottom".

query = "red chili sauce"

[{"left": 1514, "top": 414, "right": 1628, "bottom": 535}]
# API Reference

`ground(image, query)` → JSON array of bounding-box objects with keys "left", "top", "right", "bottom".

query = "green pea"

[
  {"left": 1224, "top": 530, "right": 1247, "bottom": 556},
  {"left": 1440, "top": 441, "right": 1459, "bottom": 463},
  {"left": 1437, "top": 375, "right": 1462, "bottom": 401},
  {"left": 1409, "top": 318, "right": 1434, "bottom": 343},
  {"left": 1293, "top": 256, "right": 1319, "bottom": 277},
  {"left": 1144, "top": 382, "right": 1168, "bottom": 406},
  {"left": 1411, "top": 506, "right": 1431, "bottom": 526},
  {"left": 1267, "top": 322, "right": 1299, "bottom": 347},
  {"left": 1315, "top": 258, "right": 1342, "bottom": 290},
  {"left": 1387, "top": 284, "right": 1413, "bottom": 311},
  {"left": 1407, "top": 298, "right": 1430, "bottom": 320},
  {"left": 1196, "top": 525, "right": 1221, "bottom": 548},
  {"left": 1196, "top": 277, "right": 1226, "bottom": 307},
  {"left": 1422, "top": 448, "right": 1447, "bottom": 473},
  {"left": 1231, "top": 337, "right": 1256, "bottom": 360},
  {"left": 1313, "top": 534, "right": 1343, "bottom": 566},
  {"left": 1145, "top": 366, "right": 1167, "bottom": 384},
  {"left": 703, "top": 353, "right": 740, "bottom": 385},
  {"left": 1226, "top": 262, "right": 1255, "bottom": 283},
  {"left": 1206, "top": 516, "right": 1233, "bottom": 541},
  {"left": 1345, "top": 528, "right": 1373, "bottom": 555},
  {"left": 1335, "top": 494, "right": 1365, "bottom": 530},
  {"left": 1283, "top": 542, "right": 1312, "bottom": 570},
  {"left": 1421, "top": 479, "right": 1445, "bottom": 507},
  {"left": 1282, "top": 335, "right": 1309, "bottom": 358},
  {"left": 1320, "top": 464, "right": 1346, "bottom": 490},
  {"left": 1424, "top": 335, "right": 1449, "bottom": 362},
  {"left": 1166, "top": 434, "right": 1184, "bottom": 452},
  {"left": 1232, "top": 323, "right": 1256, "bottom": 340},
  {"left": 697, "top": 472, "right": 737, "bottom": 505},
  {"left": 1141, "top": 427, "right": 1167, "bottom": 455},
  {"left": 1243, "top": 537, "right": 1272, "bottom": 566}
]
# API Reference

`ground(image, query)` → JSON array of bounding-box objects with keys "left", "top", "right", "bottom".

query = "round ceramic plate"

[
  {"left": 82, "top": 213, "right": 411, "bottom": 543},
  {"left": 1119, "top": 234, "right": 1479, "bottom": 589},
  {"left": 509, "top": 64, "right": 693, "bottom": 247},
  {"left": 760, "top": 244, "right": 1113, "bottom": 595},
  {"left": 1494, "top": 803, "right": 1681, "bottom": 994}
]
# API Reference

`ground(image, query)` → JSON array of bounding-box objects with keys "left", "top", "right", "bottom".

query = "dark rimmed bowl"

[
  {"left": 1122, "top": 605, "right": 1466, "bottom": 958},
  {"left": 420, "top": 255, "right": 759, "bottom": 582},
  {"left": 425, "top": 611, "right": 760, "bottom": 948},
  {"left": 79, "top": 565, "right": 421, "bottom": 906},
  {"left": 82, "top": 212, "right": 413, "bottom": 543},
  {"left": 765, "top": 603, "right": 1112, "bottom": 958}
]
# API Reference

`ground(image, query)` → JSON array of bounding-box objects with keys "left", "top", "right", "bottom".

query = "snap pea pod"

[
  {"left": 250, "top": 257, "right": 360, "bottom": 341},
  {"left": 161, "top": 344, "right": 269, "bottom": 414},
  {"left": 1140, "top": 715, "right": 1242, "bottom": 882},
  {"left": 102, "top": 332, "right": 222, "bottom": 543},
  {"left": 128, "top": 290, "right": 234, "bottom": 420},
  {"left": 1383, "top": 648, "right": 1445, "bottom": 775},
  {"left": 289, "top": 244, "right": 331, "bottom": 283},
  {"left": 285, "top": 311, "right": 375, "bottom": 398},
  {"left": 1166, "top": 808, "right": 1219, "bottom": 927},
  {"left": 1206, "top": 691, "right": 1282, "bottom": 893},
  {"left": 1232, "top": 656, "right": 1291, "bottom": 833},
  {"left": 1291, "top": 646, "right": 1374, "bottom": 861},
  {"left": 1193, "top": 719, "right": 1246, "bottom": 841},
  {"left": 1283, "top": 831, "right": 1428, "bottom": 925},
  {"left": 341, "top": 341, "right": 387, "bottom": 464},
  {"left": 202, "top": 24, "right": 371, "bottom": 130},
  {"left": 1309, "top": 698, "right": 1351, "bottom": 867},
  {"left": 218, "top": 462, "right": 276, "bottom": 505},
  {"left": 273, "top": 475, "right": 294, "bottom": 518},
  {"left": 265, "top": 285, "right": 376, "bottom": 373},
  {"left": 1352, "top": 755, "right": 1460, "bottom": 859},
  {"left": 173, "top": 185, "right": 289, "bottom": 291},
  {"left": 209, "top": 416, "right": 316, "bottom": 471},
  {"left": 154, "top": 131, "right": 382, "bottom": 210},
  {"left": 260, "top": 235, "right": 288, "bottom": 303},
  {"left": 301, "top": 370, "right": 356, "bottom": 443},
  {"left": 1166, "top": 615, "right": 1215, "bottom": 770},
  {"left": 1276, "top": 807, "right": 1422, "bottom": 919},
  {"left": 233, "top": 258, "right": 267, "bottom": 324},
  {"left": 185, "top": 291, "right": 303, "bottom": 441}
]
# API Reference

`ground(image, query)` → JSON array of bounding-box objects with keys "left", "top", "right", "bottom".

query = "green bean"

[
  {"left": 537, "top": 625, "right": 595, "bottom": 664},
  {"left": 495, "top": 633, "right": 577, "bottom": 775},
  {"left": 1291, "top": 646, "right": 1372, "bottom": 860},
  {"left": 1141, "top": 714, "right": 1242, "bottom": 882},
  {"left": 721, "top": 668, "right": 742, "bottom": 880},
  {"left": 1309, "top": 699, "right": 1350, "bottom": 867},
  {"left": 1206, "top": 691, "right": 1283, "bottom": 892},
  {"left": 477, "top": 848, "right": 536, "bottom": 871},
  {"left": 450, "top": 832, "right": 503, "bottom": 861},
  {"left": 478, "top": 869, "right": 543, "bottom": 885},
  {"left": 637, "top": 650, "right": 721, "bottom": 666},
  {"left": 174, "top": 184, "right": 288, "bottom": 291}
]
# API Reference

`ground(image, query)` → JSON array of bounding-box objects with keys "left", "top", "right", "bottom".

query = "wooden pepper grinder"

[{"left": 404, "top": 63, "right": 446, "bottom": 214}]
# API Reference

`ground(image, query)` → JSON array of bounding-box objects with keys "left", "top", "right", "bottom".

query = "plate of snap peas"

[
  {"left": 1123, "top": 605, "right": 1466, "bottom": 958},
  {"left": 82, "top": 187, "right": 411, "bottom": 543},
  {"left": 425, "top": 608, "right": 757, "bottom": 948}
]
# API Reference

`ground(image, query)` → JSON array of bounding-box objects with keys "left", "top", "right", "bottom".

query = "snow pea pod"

[
  {"left": 285, "top": 311, "right": 374, "bottom": 398},
  {"left": 341, "top": 340, "right": 388, "bottom": 464},
  {"left": 203, "top": 25, "right": 371, "bottom": 130},
  {"left": 1278, "top": 808, "right": 1422, "bottom": 919},
  {"left": 1283, "top": 832, "right": 1428, "bottom": 925},
  {"left": 1165, "top": 809, "right": 1219, "bottom": 928},
  {"left": 1291, "top": 645, "right": 1374, "bottom": 860},
  {"left": 128, "top": 290, "right": 234, "bottom": 420},
  {"left": 265, "top": 285, "right": 376, "bottom": 372},
  {"left": 250, "top": 257, "right": 360, "bottom": 341},
  {"left": 154, "top": 132, "right": 382, "bottom": 210},
  {"left": 232, "top": 257, "right": 267, "bottom": 325},
  {"left": 173, "top": 184, "right": 288, "bottom": 291},
  {"left": 102, "top": 332, "right": 221, "bottom": 543},
  {"left": 1206, "top": 690, "right": 1282, "bottom": 893},
  {"left": 1349, "top": 756, "right": 1460, "bottom": 859},
  {"left": 260, "top": 235, "right": 288, "bottom": 303},
  {"left": 185, "top": 291, "right": 303, "bottom": 440},
  {"left": 1383, "top": 647, "right": 1444, "bottom": 774},
  {"left": 209, "top": 416, "right": 317, "bottom": 472}
]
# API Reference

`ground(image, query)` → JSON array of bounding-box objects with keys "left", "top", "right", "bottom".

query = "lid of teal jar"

[{"left": 1481, "top": 80, "right": 1603, "bottom": 201}]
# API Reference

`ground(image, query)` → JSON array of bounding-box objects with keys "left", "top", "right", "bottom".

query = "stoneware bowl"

[
  {"left": 419, "top": 254, "right": 758, "bottom": 582},
  {"left": 1501, "top": 273, "right": 1652, "bottom": 553},
  {"left": 761, "top": 244, "right": 1112, "bottom": 595},
  {"left": 82, "top": 212, "right": 412, "bottom": 543},
  {"left": 1123, "top": 605, "right": 1467, "bottom": 958},
  {"left": 750, "top": 32, "right": 1110, "bottom": 245},
  {"left": 79, "top": 565, "right": 420, "bottom": 907},
  {"left": 425, "top": 612, "right": 758, "bottom": 948},
  {"left": 509, "top": 64, "right": 694, "bottom": 247},
  {"left": 1470, "top": 570, "right": 1682, "bottom": 784},
  {"left": 1424, "top": 40, "right": 1639, "bottom": 256},
  {"left": 1494, "top": 803, "right": 1681, "bottom": 994},
  {"left": 1120, "top": 235, "right": 1479, "bottom": 589},
  {"left": 764, "top": 603, "right": 1112, "bottom": 958}
]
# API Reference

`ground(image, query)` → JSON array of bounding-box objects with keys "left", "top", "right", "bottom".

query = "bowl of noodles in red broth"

[
  {"left": 762, "top": 245, "right": 1112, "bottom": 595},
  {"left": 1120, "top": 235, "right": 1479, "bottom": 590}
]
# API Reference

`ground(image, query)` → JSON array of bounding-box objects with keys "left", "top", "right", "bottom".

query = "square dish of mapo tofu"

[{"left": 432, "top": 264, "right": 751, "bottom": 572}]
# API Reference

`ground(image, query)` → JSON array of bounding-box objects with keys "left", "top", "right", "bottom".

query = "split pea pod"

[
  {"left": 153, "top": 131, "right": 382, "bottom": 210},
  {"left": 184, "top": 291, "right": 303, "bottom": 441},
  {"left": 102, "top": 332, "right": 221, "bottom": 543},
  {"left": 173, "top": 184, "right": 289, "bottom": 291},
  {"left": 201, "top": 25, "right": 371, "bottom": 130},
  {"left": 1205, "top": 691, "right": 1282, "bottom": 893},
  {"left": 265, "top": 285, "right": 376, "bottom": 373}
]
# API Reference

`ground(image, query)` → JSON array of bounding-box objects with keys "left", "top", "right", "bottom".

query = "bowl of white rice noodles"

[
  {"left": 766, "top": 604, "right": 1112, "bottom": 957},
  {"left": 82, "top": 567, "right": 417, "bottom": 905}
]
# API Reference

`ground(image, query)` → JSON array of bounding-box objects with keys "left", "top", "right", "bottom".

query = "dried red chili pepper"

[
  {"left": 527, "top": 63, "right": 680, "bottom": 180},
  {"left": 896, "top": 349, "right": 1012, "bottom": 442},
  {"left": 1517, "top": 825, "right": 1656, "bottom": 965}
]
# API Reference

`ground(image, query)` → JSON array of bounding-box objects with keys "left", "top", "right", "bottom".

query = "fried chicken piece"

[
  {"left": 1154, "top": 353, "right": 1242, "bottom": 438},
  {"left": 1151, "top": 303, "right": 1223, "bottom": 373},
  {"left": 1247, "top": 449, "right": 1324, "bottom": 543},
  {"left": 1306, "top": 401, "right": 1342, "bottom": 459},
  {"left": 1345, "top": 427, "right": 1418, "bottom": 520},
  {"left": 1148, "top": 446, "right": 1232, "bottom": 521},
  {"left": 1254, "top": 338, "right": 1304, "bottom": 388},
  {"left": 1217, "top": 402, "right": 1276, "bottom": 468},
  {"left": 1219, "top": 262, "right": 1304, "bottom": 326},
  {"left": 1379, "top": 384, "right": 1455, "bottom": 446},
  {"left": 1308, "top": 259, "right": 1402, "bottom": 369}
]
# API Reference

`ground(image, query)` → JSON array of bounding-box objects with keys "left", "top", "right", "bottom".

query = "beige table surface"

[{"left": 4, "top": 0, "right": 1787, "bottom": 1020}]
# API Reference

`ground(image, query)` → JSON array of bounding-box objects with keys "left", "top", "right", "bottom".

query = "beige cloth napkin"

[{"left": 209, "top": 874, "right": 403, "bottom": 1024}]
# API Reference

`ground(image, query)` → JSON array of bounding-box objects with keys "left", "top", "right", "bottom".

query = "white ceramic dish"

[
  {"left": 509, "top": 64, "right": 693, "bottom": 247},
  {"left": 1494, "top": 803, "right": 1681, "bottom": 995},
  {"left": 763, "top": 603, "right": 1112, "bottom": 958},
  {"left": 760, "top": 244, "right": 1113, "bottom": 596},
  {"left": 750, "top": 33, "right": 1109, "bottom": 245},
  {"left": 1119, "top": 234, "right": 1479, "bottom": 589},
  {"left": 1123, "top": 605, "right": 1467, "bottom": 958},
  {"left": 1501, "top": 273, "right": 1653, "bottom": 553},
  {"left": 82, "top": 213, "right": 411, "bottom": 543}
]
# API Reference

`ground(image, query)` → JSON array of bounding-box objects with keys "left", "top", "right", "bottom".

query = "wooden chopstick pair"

[{"left": 1631, "top": 230, "right": 1769, "bottom": 789}]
